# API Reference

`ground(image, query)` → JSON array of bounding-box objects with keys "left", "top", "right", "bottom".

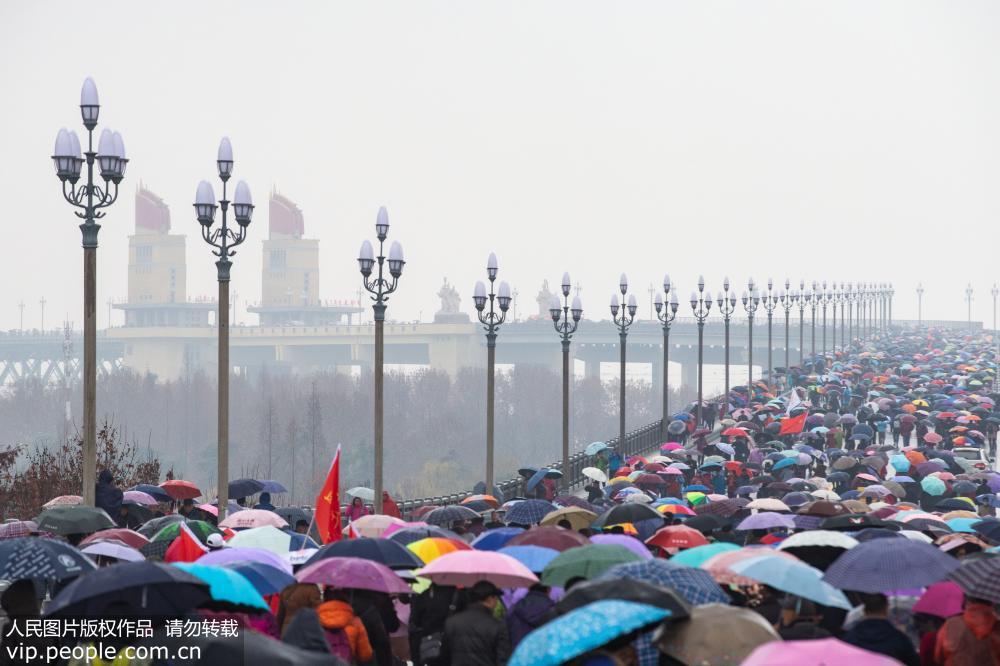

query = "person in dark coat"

[
  {"left": 253, "top": 492, "right": 275, "bottom": 512},
  {"left": 94, "top": 469, "right": 122, "bottom": 519},
  {"left": 351, "top": 590, "right": 399, "bottom": 666},
  {"left": 842, "top": 593, "right": 919, "bottom": 666},
  {"left": 776, "top": 597, "right": 831, "bottom": 641},
  {"left": 443, "top": 581, "right": 510, "bottom": 666},
  {"left": 409, "top": 584, "right": 463, "bottom": 666},
  {"left": 281, "top": 607, "right": 334, "bottom": 658},
  {"left": 506, "top": 584, "right": 555, "bottom": 648}
]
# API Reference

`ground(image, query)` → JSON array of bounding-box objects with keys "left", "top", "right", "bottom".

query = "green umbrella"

[
  {"left": 35, "top": 506, "right": 115, "bottom": 536},
  {"left": 669, "top": 543, "right": 740, "bottom": 568},
  {"left": 151, "top": 520, "right": 221, "bottom": 544},
  {"left": 541, "top": 544, "right": 642, "bottom": 587}
]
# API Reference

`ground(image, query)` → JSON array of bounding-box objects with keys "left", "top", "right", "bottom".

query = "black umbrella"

[
  {"left": 137, "top": 514, "right": 186, "bottom": 538},
  {"left": 139, "top": 539, "right": 172, "bottom": 562},
  {"left": 275, "top": 507, "right": 311, "bottom": 527},
  {"left": 518, "top": 468, "right": 539, "bottom": 479},
  {"left": 972, "top": 520, "right": 1000, "bottom": 545},
  {"left": 425, "top": 505, "right": 479, "bottom": 526},
  {"left": 229, "top": 478, "right": 265, "bottom": 499},
  {"left": 472, "top": 482, "right": 506, "bottom": 503},
  {"left": 592, "top": 503, "right": 663, "bottom": 529},
  {"left": 121, "top": 501, "right": 154, "bottom": 524},
  {"left": 555, "top": 578, "right": 691, "bottom": 619},
  {"left": 0, "top": 538, "right": 96, "bottom": 582},
  {"left": 45, "top": 561, "right": 210, "bottom": 617},
  {"left": 141, "top": 624, "right": 333, "bottom": 665},
  {"left": 386, "top": 525, "right": 459, "bottom": 546},
  {"left": 131, "top": 484, "right": 173, "bottom": 503},
  {"left": 35, "top": 506, "right": 115, "bottom": 536},
  {"left": 304, "top": 538, "right": 423, "bottom": 570}
]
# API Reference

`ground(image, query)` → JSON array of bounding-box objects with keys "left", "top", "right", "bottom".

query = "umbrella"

[
  {"left": 949, "top": 558, "right": 1000, "bottom": 603},
  {"left": 777, "top": 530, "right": 858, "bottom": 550},
  {"left": 152, "top": 520, "right": 221, "bottom": 544},
  {"left": 526, "top": 468, "right": 563, "bottom": 493},
  {"left": 197, "top": 546, "right": 292, "bottom": 573},
  {"left": 471, "top": 527, "right": 525, "bottom": 551},
  {"left": 745, "top": 498, "right": 790, "bottom": 512},
  {"left": 407, "top": 537, "right": 471, "bottom": 564},
  {"left": 701, "top": 547, "right": 800, "bottom": 586},
  {"left": 42, "top": 495, "right": 83, "bottom": 508},
  {"left": 506, "top": 526, "right": 590, "bottom": 552},
  {"left": 273, "top": 506, "right": 311, "bottom": 529},
  {"left": 343, "top": 514, "right": 407, "bottom": 539},
  {"left": 654, "top": 603, "right": 780, "bottom": 666},
  {"left": 146, "top": 624, "right": 332, "bottom": 665},
  {"left": 137, "top": 514, "right": 186, "bottom": 538},
  {"left": 159, "top": 480, "right": 202, "bottom": 501},
  {"left": 601, "top": 559, "right": 729, "bottom": 605},
  {"left": 589, "top": 534, "right": 653, "bottom": 559},
  {"left": 45, "top": 561, "right": 210, "bottom": 617},
  {"left": 173, "top": 563, "right": 268, "bottom": 610},
  {"left": 461, "top": 494, "right": 501, "bottom": 509},
  {"left": 81, "top": 541, "right": 144, "bottom": 563},
  {"left": 304, "top": 537, "right": 423, "bottom": 570},
  {"left": 553, "top": 496, "right": 599, "bottom": 513},
  {"left": 219, "top": 509, "right": 288, "bottom": 530},
  {"left": 823, "top": 538, "right": 960, "bottom": 592},
  {"left": 741, "top": 638, "right": 903, "bottom": 666},
  {"left": 0, "top": 521, "right": 39, "bottom": 541},
  {"left": 509, "top": 600, "right": 671, "bottom": 666},
  {"left": 0, "top": 537, "right": 97, "bottom": 582},
  {"left": 912, "top": 581, "right": 965, "bottom": 619},
  {"left": 386, "top": 525, "right": 459, "bottom": 546},
  {"left": 417, "top": 550, "right": 538, "bottom": 588},
  {"left": 131, "top": 484, "right": 172, "bottom": 502},
  {"left": 585, "top": 441, "right": 610, "bottom": 456},
  {"left": 228, "top": 478, "right": 265, "bottom": 499},
  {"left": 592, "top": 503, "right": 663, "bottom": 529},
  {"left": 668, "top": 543, "right": 741, "bottom": 568},
  {"left": 257, "top": 480, "right": 288, "bottom": 494},
  {"left": 646, "top": 526, "right": 709, "bottom": 552},
  {"left": 497, "top": 545, "right": 560, "bottom": 573},
  {"left": 79, "top": 528, "right": 149, "bottom": 550},
  {"left": 221, "top": 561, "right": 295, "bottom": 596},
  {"left": 539, "top": 506, "right": 598, "bottom": 531},
  {"left": 581, "top": 466, "right": 608, "bottom": 483},
  {"left": 225, "top": 526, "right": 318, "bottom": 554},
  {"left": 730, "top": 556, "right": 851, "bottom": 610},
  {"left": 346, "top": 487, "right": 376, "bottom": 502},
  {"left": 122, "top": 490, "right": 158, "bottom": 506},
  {"left": 555, "top": 578, "right": 691, "bottom": 619},
  {"left": 541, "top": 544, "right": 643, "bottom": 587},
  {"left": 296, "top": 556, "right": 411, "bottom": 594},
  {"left": 425, "top": 505, "right": 479, "bottom": 526},
  {"left": 35, "top": 506, "right": 115, "bottom": 536},
  {"left": 505, "top": 500, "right": 557, "bottom": 526},
  {"left": 737, "top": 513, "right": 795, "bottom": 531}
]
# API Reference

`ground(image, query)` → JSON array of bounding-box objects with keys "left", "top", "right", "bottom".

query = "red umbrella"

[
  {"left": 645, "top": 525, "right": 709, "bottom": 551},
  {"left": 506, "top": 526, "right": 590, "bottom": 552},
  {"left": 635, "top": 474, "right": 666, "bottom": 486},
  {"left": 78, "top": 528, "right": 149, "bottom": 550},
  {"left": 923, "top": 432, "right": 943, "bottom": 444},
  {"left": 722, "top": 428, "right": 748, "bottom": 438},
  {"left": 159, "top": 480, "right": 202, "bottom": 501},
  {"left": 411, "top": 505, "right": 441, "bottom": 519}
]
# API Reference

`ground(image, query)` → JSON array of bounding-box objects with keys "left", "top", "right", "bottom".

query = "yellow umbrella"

[
  {"left": 406, "top": 537, "right": 469, "bottom": 564},
  {"left": 539, "top": 506, "right": 598, "bottom": 531}
]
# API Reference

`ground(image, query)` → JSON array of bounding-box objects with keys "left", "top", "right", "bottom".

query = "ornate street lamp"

[
  {"left": 846, "top": 283, "right": 855, "bottom": 344},
  {"left": 888, "top": 283, "right": 894, "bottom": 329},
  {"left": 610, "top": 275, "right": 637, "bottom": 448},
  {"left": 474, "top": 253, "right": 511, "bottom": 492},
  {"left": 550, "top": 273, "right": 582, "bottom": 490},
  {"left": 966, "top": 283, "right": 974, "bottom": 332},
  {"left": 52, "top": 78, "right": 127, "bottom": 506},
  {"left": 716, "top": 277, "right": 738, "bottom": 402},
  {"left": 779, "top": 279, "right": 794, "bottom": 374},
  {"left": 762, "top": 278, "right": 778, "bottom": 387},
  {"left": 809, "top": 281, "right": 818, "bottom": 359},
  {"left": 839, "top": 283, "right": 846, "bottom": 350},
  {"left": 194, "top": 137, "right": 254, "bottom": 520},
  {"left": 820, "top": 281, "right": 829, "bottom": 360},
  {"left": 741, "top": 280, "right": 760, "bottom": 395},
  {"left": 654, "top": 275, "right": 679, "bottom": 440},
  {"left": 916, "top": 283, "right": 924, "bottom": 326},
  {"left": 690, "top": 277, "right": 712, "bottom": 427},
  {"left": 358, "top": 206, "right": 405, "bottom": 514},
  {"left": 797, "top": 279, "right": 807, "bottom": 364}
]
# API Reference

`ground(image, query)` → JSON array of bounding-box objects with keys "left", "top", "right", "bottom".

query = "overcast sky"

[{"left": 2, "top": 1, "right": 998, "bottom": 331}]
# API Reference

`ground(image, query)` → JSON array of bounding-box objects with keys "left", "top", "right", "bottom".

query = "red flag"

[
  {"left": 164, "top": 522, "right": 208, "bottom": 563},
  {"left": 778, "top": 411, "right": 807, "bottom": 436},
  {"left": 315, "top": 445, "right": 342, "bottom": 544}
]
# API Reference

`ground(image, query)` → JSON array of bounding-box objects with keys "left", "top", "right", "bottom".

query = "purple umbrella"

[
  {"left": 197, "top": 546, "right": 292, "bottom": 574},
  {"left": 737, "top": 513, "right": 795, "bottom": 531},
  {"left": 986, "top": 475, "right": 1000, "bottom": 493},
  {"left": 296, "top": 556, "right": 410, "bottom": 594},
  {"left": 589, "top": 534, "right": 653, "bottom": 560},
  {"left": 916, "top": 462, "right": 945, "bottom": 476},
  {"left": 122, "top": 491, "right": 158, "bottom": 506}
]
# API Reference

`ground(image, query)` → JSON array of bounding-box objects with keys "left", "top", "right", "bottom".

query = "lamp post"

[
  {"left": 809, "top": 281, "right": 818, "bottom": 359},
  {"left": 655, "top": 275, "right": 679, "bottom": 439},
  {"left": 966, "top": 283, "right": 974, "bottom": 332},
  {"left": 779, "top": 279, "right": 793, "bottom": 373},
  {"left": 550, "top": 273, "right": 582, "bottom": 490},
  {"left": 717, "top": 277, "right": 738, "bottom": 402},
  {"left": 194, "top": 137, "right": 254, "bottom": 520},
  {"left": 888, "top": 283, "right": 894, "bottom": 330},
  {"left": 846, "top": 283, "right": 855, "bottom": 344},
  {"left": 992, "top": 284, "right": 998, "bottom": 335},
  {"left": 820, "top": 281, "right": 829, "bottom": 360},
  {"left": 690, "top": 277, "right": 712, "bottom": 428},
  {"left": 358, "top": 207, "right": 405, "bottom": 515},
  {"left": 610, "top": 276, "right": 637, "bottom": 447},
  {"left": 839, "top": 283, "right": 846, "bottom": 350},
  {"left": 51, "top": 78, "right": 127, "bottom": 506},
  {"left": 797, "top": 280, "right": 807, "bottom": 364},
  {"left": 741, "top": 280, "right": 760, "bottom": 395},
  {"left": 762, "top": 279, "right": 778, "bottom": 388},
  {"left": 473, "top": 253, "right": 511, "bottom": 492},
  {"left": 917, "top": 283, "right": 924, "bottom": 326},
  {"left": 829, "top": 284, "right": 838, "bottom": 354}
]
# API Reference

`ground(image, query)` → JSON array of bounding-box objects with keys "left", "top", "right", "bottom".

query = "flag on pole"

[
  {"left": 315, "top": 445, "right": 342, "bottom": 544},
  {"left": 778, "top": 411, "right": 807, "bottom": 436},
  {"left": 164, "top": 522, "right": 209, "bottom": 563}
]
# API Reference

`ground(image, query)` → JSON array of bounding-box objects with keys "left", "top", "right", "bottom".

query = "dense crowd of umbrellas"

[{"left": 1, "top": 327, "right": 1000, "bottom": 664}]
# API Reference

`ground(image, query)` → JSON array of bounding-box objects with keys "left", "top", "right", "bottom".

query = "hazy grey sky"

[{"left": 2, "top": 1, "right": 998, "bottom": 330}]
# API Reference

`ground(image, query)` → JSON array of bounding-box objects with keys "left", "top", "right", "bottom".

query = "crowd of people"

[{"left": 1, "top": 326, "right": 1000, "bottom": 665}]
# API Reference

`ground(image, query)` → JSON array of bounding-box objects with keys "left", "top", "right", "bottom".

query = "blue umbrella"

[
  {"left": 510, "top": 600, "right": 671, "bottom": 666},
  {"left": 823, "top": 538, "right": 959, "bottom": 593},
  {"left": 585, "top": 442, "right": 609, "bottom": 456},
  {"left": 683, "top": 485, "right": 710, "bottom": 493},
  {"left": 472, "top": 527, "right": 524, "bottom": 551},
  {"left": 599, "top": 560, "right": 728, "bottom": 605},
  {"left": 506, "top": 500, "right": 557, "bottom": 526},
  {"left": 526, "top": 469, "right": 563, "bottom": 493},
  {"left": 257, "top": 480, "right": 288, "bottom": 494},
  {"left": 228, "top": 478, "right": 265, "bottom": 499},
  {"left": 730, "top": 556, "right": 851, "bottom": 610},
  {"left": 173, "top": 563, "right": 268, "bottom": 610},
  {"left": 221, "top": 561, "right": 295, "bottom": 596},
  {"left": 772, "top": 458, "right": 796, "bottom": 471},
  {"left": 499, "top": 545, "right": 560, "bottom": 573},
  {"left": 131, "top": 484, "right": 172, "bottom": 503}
]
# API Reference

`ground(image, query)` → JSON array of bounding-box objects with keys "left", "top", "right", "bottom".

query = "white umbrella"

[
  {"left": 582, "top": 467, "right": 608, "bottom": 483},
  {"left": 745, "top": 498, "right": 790, "bottom": 512},
  {"left": 82, "top": 541, "right": 144, "bottom": 562},
  {"left": 347, "top": 487, "right": 376, "bottom": 502}
]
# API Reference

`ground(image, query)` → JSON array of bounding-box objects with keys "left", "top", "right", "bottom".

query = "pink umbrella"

[
  {"left": 661, "top": 467, "right": 684, "bottom": 476},
  {"left": 924, "top": 432, "right": 943, "bottom": 444},
  {"left": 742, "top": 638, "right": 901, "bottom": 666},
  {"left": 43, "top": 495, "right": 82, "bottom": 508},
  {"left": 913, "top": 582, "right": 964, "bottom": 619},
  {"left": 702, "top": 547, "right": 799, "bottom": 586},
  {"left": 296, "top": 556, "right": 410, "bottom": 594},
  {"left": 123, "top": 491, "right": 158, "bottom": 506},
  {"left": 219, "top": 509, "right": 288, "bottom": 530},
  {"left": 196, "top": 503, "right": 219, "bottom": 517},
  {"left": 198, "top": 546, "right": 293, "bottom": 574},
  {"left": 660, "top": 442, "right": 683, "bottom": 451},
  {"left": 382, "top": 520, "right": 426, "bottom": 539},
  {"left": 589, "top": 534, "right": 653, "bottom": 560},
  {"left": 416, "top": 550, "right": 539, "bottom": 588}
]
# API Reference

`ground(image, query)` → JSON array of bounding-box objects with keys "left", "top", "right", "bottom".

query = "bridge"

[{"left": 0, "top": 318, "right": 980, "bottom": 385}]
